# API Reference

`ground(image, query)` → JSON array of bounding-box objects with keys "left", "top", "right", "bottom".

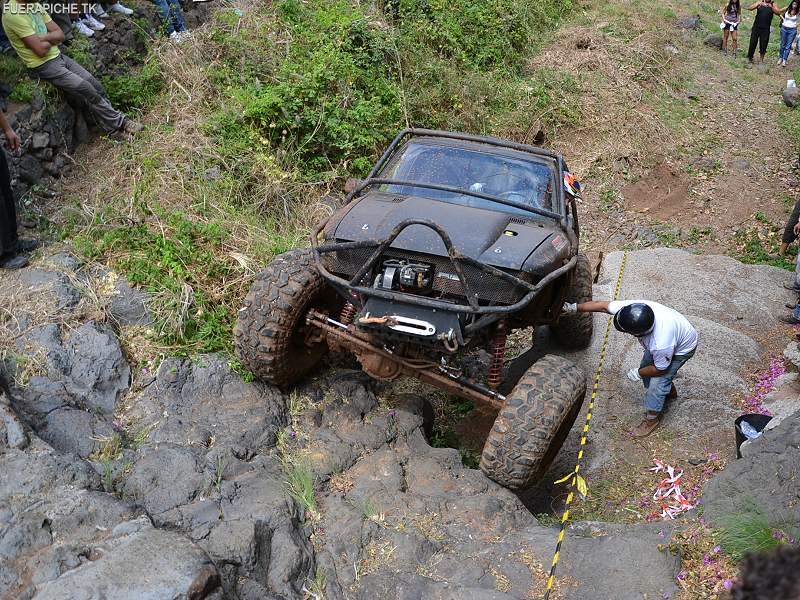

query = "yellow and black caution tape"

[{"left": 543, "top": 251, "right": 628, "bottom": 599}]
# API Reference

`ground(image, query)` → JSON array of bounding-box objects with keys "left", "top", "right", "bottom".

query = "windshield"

[{"left": 378, "top": 141, "right": 557, "bottom": 217}]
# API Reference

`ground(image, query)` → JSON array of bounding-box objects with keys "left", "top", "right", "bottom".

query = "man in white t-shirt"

[{"left": 562, "top": 299, "right": 698, "bottom": 437}]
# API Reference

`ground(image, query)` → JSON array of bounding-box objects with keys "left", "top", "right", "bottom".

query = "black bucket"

[{"left": 734, "top": 413, "right": 773, "bottom": 459}]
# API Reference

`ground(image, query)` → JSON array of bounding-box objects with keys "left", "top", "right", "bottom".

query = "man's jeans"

[
  {"left": 31, "top": 54, "right": 124, "bottom": 133},
  {"left": 153, "top": 0, "right": 186, "bottom": 35},
  {"left": 780, "top": 26, "right": 798, "bottom": 61},
  {"left": 639, "top": 348, "right": 696, "bottom": 413}
]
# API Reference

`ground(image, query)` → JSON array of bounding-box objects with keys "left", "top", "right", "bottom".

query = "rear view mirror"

[{"left": 344, "top": 178, "right": 363, "bottom": 194}]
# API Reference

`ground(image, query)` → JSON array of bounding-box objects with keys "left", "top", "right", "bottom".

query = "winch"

[{"left": 375, "top": 259, "right": 433, "bottom": 293}]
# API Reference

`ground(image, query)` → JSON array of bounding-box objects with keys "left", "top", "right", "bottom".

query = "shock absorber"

[
  {"left": 339, "top": 302, "right": 356, "bottom": 325},
  {"left": 487, "top": 322, "right": 507, "bottom": 389}
]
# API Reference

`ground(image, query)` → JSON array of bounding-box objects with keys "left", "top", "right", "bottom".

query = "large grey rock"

[
  {"left": 124, "top": 447, "right": 206, "bottom": 515},
  {"left": 128, "top": 356, "right": 285, "bottom": 453},
  {"left": 16, "top": 269, "right": 81, "bottom": 310},
  {"left": 675, "top": 14, "right": 701, "bottom": 29},
  {"left": 520, "top": 522, "right": 680, "bottom": 600},
  {"left": 0, "top": 389, "right": 28, "bottom": 449},
  {"left": 38, "top": 407, "right": 115, "bottom": 458},
  {"left": 784, "top": 86, "right": 800, "bottom": 108},
  {"left": 63, "top": 322, "right": 130, "bottom": 414},
  {"left": 33, "top": 519, "right": 220, "bottom": 600},
  {"left": 703, "top": 33, "right": 723, "bottom": 48},
  {"left": 110, "top": 278, "right": 153, "bottom": 326}
]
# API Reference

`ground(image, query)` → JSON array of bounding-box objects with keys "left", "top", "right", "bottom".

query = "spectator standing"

[
  {"left": 722, "top": 0, "right": 742, "bottom": 56},
  {"left": 1, "top": 0, "right": 142, "bottom": 135},
  {"left": 747, "top": 0, "right": 782, "bottom": 62},
  {"left": 152, "top": 0, "right": 190, "bottom": 41},
  {"left": 778, "top": 0, "right": 799, "bottom": 65},
  {"left": 0, "top": 107, "right": 37, "bottom": 269}
]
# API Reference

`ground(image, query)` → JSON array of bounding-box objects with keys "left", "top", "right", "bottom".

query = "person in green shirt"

[{"left": 1, "top": 0, "right": 142, "bottom": 134}]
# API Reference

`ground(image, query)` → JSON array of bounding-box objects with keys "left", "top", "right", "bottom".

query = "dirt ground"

[{"left": 539, "top": 4, "right": 800, "bottom": 258}]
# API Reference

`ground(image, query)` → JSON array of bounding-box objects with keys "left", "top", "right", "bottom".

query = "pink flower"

[
  {"left": 676, "top": 570, "right": 687, "bottom": 581},
  {"left": 713, "top": 545, "right": 721, "bottom": 554},
  {"left": 724, "top": 579, "right": 734, "bottom": 590}
]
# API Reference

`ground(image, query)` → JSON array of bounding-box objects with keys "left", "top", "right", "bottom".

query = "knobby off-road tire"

[
  {"left": 552, "top": 253, "right": 594, "bottom": 350},
  {"left": 234, "top": 248, "right": 336, "bottom": 386},
  {"left": 480, "top": 354, "right": 587, "bottom": 491}
]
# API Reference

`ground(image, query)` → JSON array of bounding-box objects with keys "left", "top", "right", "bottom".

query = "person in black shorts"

[
  {"left": 722, "top": 0, "right": 742, "bottom": 56},
  {"left": 747, "top": 0, "right": 782, "bottom": 62}
]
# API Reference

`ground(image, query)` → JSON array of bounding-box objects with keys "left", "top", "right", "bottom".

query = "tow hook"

[{"left": 358, "top": 314, "right": 436, "bottom": 337}]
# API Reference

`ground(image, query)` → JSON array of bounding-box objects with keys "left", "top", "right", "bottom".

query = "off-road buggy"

[{"left": 235, "top": 129, "right": 593, "bottom": 490}]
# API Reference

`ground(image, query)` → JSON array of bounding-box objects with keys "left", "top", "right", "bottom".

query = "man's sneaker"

[
  {"left": 84, "top": 15, "right": 105, "bottom": 30},
  {"left": 93, "top": 5, "right": 110, "bottom": 18},
  {"left": 109, "top": 2, "right": 134, "bottom": 15},
  {"left": 121, "top": 119, "right": 144, "bottom": 134},
  {"left": 780, "top": 314, "right": 800, "bottom": 325},
  {"left": 169, "top": 30, "right": 181, "bottom": 42},
  {"left": 74, "top": 20, "right": 94, "bottom": 37},
  {"left": 176, "top": 30, "right": 191, "bottom": 41}
]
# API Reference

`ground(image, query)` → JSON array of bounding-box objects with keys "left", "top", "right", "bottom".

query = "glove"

[
  {"left": 626, "top": 368, "right": 642, "bottom": 382},
  {"left": 562, "top": 302, "right": 578, "bottom": 315}
]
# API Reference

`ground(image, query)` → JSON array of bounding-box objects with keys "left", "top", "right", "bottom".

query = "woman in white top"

[{"left": 779, "top": 0, "right": 799, "bottom": 65}]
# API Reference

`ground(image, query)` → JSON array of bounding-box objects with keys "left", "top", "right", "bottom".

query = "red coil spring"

[
  {"left": 487, "top": 326, "right": 507, "bottom": 389},
  {"left": 339, "top": 302, "right": 356, "bottom": 324}
]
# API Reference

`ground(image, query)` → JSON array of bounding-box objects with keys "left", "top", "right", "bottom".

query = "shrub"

[{"left": 102, "top": 60, "right": 164, "bottom": 112}]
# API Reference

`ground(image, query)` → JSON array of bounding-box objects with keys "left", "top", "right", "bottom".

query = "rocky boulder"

[
  {"left": 33, "top": 518, "right": 220, "bottom": 600},
  {"left": 703, "top": 33, "right": 723, "bottom": 49},
  {"left": 784, "top": 86, "right": 800, "bottom": 108},
  {"left": 675, "top": 14, "right": 701, "bottom": 29},
  {"left": 702, "top": 410, "right": 800, "bottom": 529}
]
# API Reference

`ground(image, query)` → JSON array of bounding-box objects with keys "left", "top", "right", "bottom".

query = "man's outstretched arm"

[{"left": 563, "top": 300, "right": 611, "bottom": 314}]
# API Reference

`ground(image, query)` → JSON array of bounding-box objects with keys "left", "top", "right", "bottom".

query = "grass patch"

[
  {"left": 103, "top": 59, "right": 164, "bottom": 113},
  {"left": 73, "top": 208, "right": 237, "bottom": 354},
  {"left": 736, "top": 228, "right": 796, "bottom": 271},
  {"left": 715, "top": 503, "right": 799, "bottom": 562},
  {"left": 284, "top": 457, "right": 319, "bottom": 521}
]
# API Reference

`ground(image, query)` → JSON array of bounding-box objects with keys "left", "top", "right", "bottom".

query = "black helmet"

[{"left": 613, "top": 303, "right": 655, "bottom": 337}]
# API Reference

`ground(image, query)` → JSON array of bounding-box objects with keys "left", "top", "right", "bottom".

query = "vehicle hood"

[{"left": 331, "top": 193, "right": 559, "bottom": 270}]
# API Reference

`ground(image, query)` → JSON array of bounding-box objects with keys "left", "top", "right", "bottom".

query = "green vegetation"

[
  {"left": 65, "top": 36, "right": 95, "bottom": 70},
  {"left": 210, "top": 0, "right": 576, "bottom": 180},
  {"left": 284, "top": 457, "right": 319, "bottom": 520},
  {"left": 737, "top": 228, "right": 796, "bottom": 271},
  {"left": 103, "top": 59, "right": 164, "bottom": 113},
  {"left": 715, "top": 503, "right": 799, "bottom": 562},
  {"left": 8, "top": 80, "right": 36, "bottom": 104},
  {"left": 429, "top": 397, "right": 480, "bottom": 468},
  {"left": 74, "top": 208, "right": 236, "bottom": 353},
  {"left": 687, "top": 226, "right": 713, "bottom": 245}
]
